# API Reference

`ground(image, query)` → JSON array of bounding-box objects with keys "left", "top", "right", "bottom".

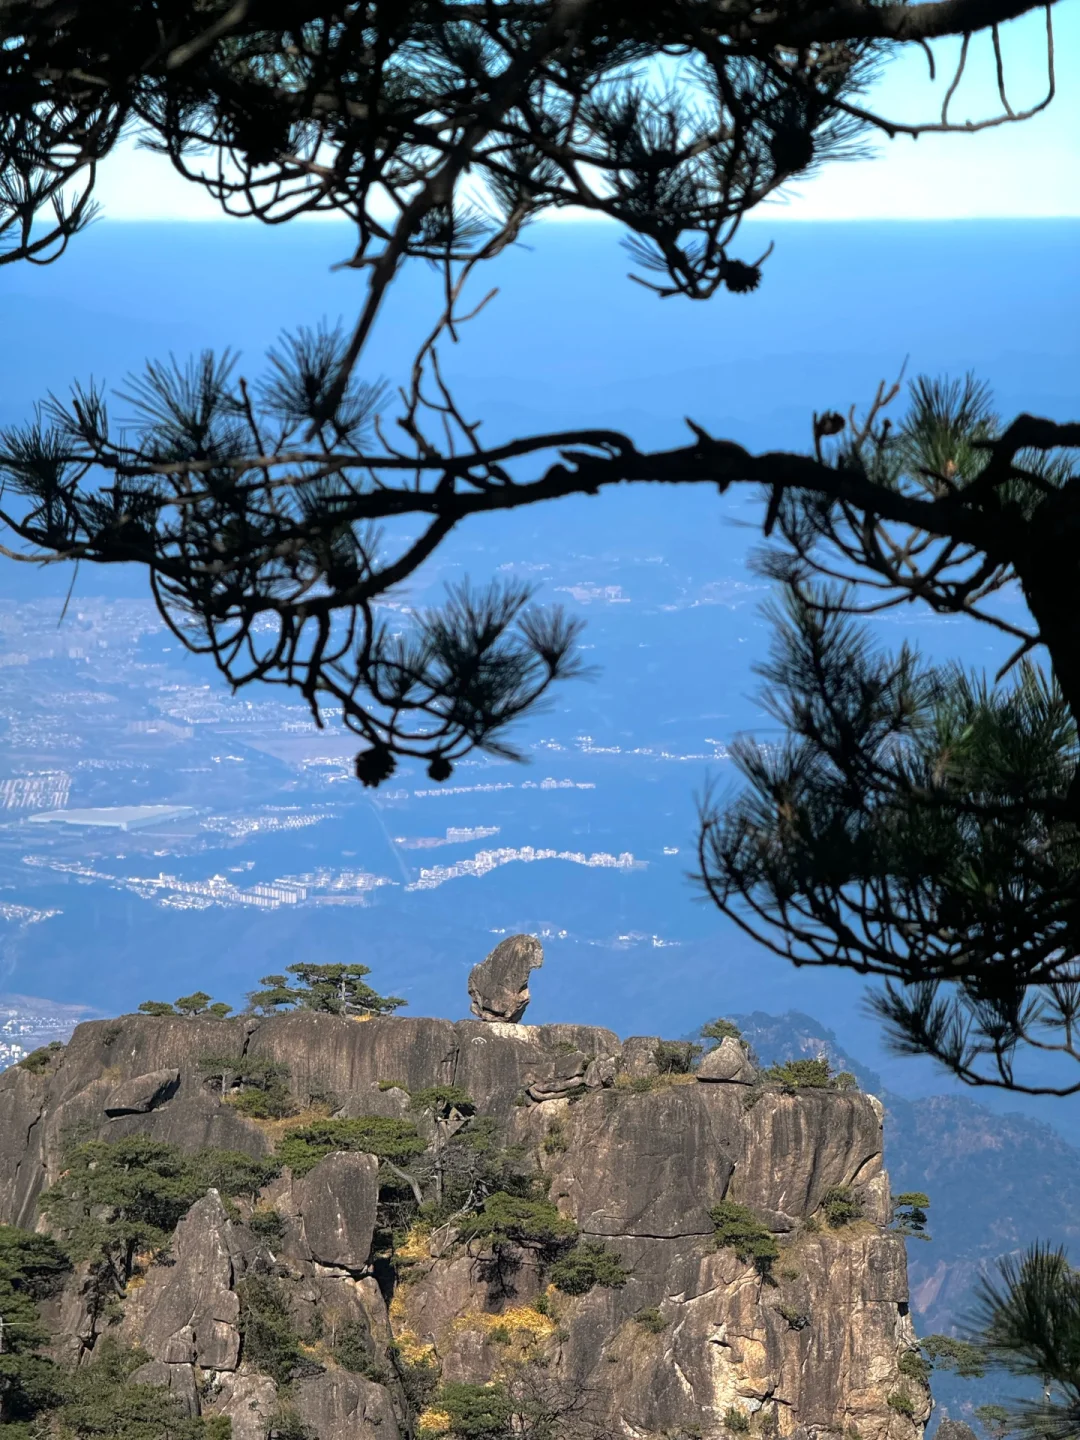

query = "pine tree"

[
  {"left": 0, "top": 0, "right": 1056, "bottom": 786},
  {"left": 37, "top": 1137, "right": 203, "bottom": 1299},
  {"left": 246, "top": 975, "right": 296, "bottom": 1014},
  {"left": 968, "top": 1244, "right": 1080, "bottom": 1440},
  {"left": 0, "top": 6, "right": 1074, "bottom": 1092},
  {"left": 174, "top": 991, "right": 213, "bottom": 1016},
  {"left": 0, "top": 1226, "right": 70, "bottom": 1427},
  {"left": 695, "top": 379, "right": 1080, "bottom": 1094},
  {"left": 248, "top": 965, "right": 405, "bottom": 1017}
]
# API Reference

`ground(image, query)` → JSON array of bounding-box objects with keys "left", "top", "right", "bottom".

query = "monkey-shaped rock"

[{"left": 468, "top": 934, "right": 543, "bottom": 1023}]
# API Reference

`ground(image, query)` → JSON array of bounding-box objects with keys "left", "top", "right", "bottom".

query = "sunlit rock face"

[
  {"left": 2, "top": 987, "right": 928, "bottom": 1440},
  {"left": 468, "top": 932, "right": 544, "bottom": 1023}
]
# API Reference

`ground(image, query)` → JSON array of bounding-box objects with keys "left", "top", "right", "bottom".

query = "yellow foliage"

[
  {"left": 299, "top": 1339, "right": 335, "bottom": 1365},
  {"left": 395, "top": 1327, "right": 436, "bottom": 1366},
  {"left": 240, "top": 1103, "right": 334, "bottom": 1140},
  {"left": 418, "top": 1409, "right": 452, "bottom": 1436},
  {"left": 457, "top": 1305, "right": 557, "bottom": 1346},
  {"left": 397, "top": 1223, "right": 432, "bottom": 1263},
  {"left": 124, "top": 1250, "right": 157, "bottom": 1291},
  {"left": 389, "top": 1292, "right": 408, "bottom": 1324}
]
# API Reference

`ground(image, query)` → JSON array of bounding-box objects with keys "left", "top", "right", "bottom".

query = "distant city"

[
  {"left": 0, "top": 568, "right": 752, "bottom": 1053},
  {"left": 0, "top": 992, "right": 100, "bottom": 1068}
]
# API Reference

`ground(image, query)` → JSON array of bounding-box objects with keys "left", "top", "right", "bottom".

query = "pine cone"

[
  {"left": 721, "top": 260, "right": 762, "bottom": 295},
  {"left": 354, "top": 744, "right": 396, "bottom": 787},
  {"left": 814, "top": 412, "right": 846, "bottom": 440},
  {"left": 427, "top": 755, "right": 453, "bottom": 782},
  {"left": 769, "top": 128, "right": 815, "bottom": 175}
]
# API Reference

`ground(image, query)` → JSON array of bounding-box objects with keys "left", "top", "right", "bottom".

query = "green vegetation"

[
  {"left": 724, "top": 1407, "right": 751, "bottom": 1434},
  {"left": 418, "top": 1117, "right": 533, "bottom": 1228},
  {"left": 63, "top": 1342, "right": 234, "bottom": 1440},
  {"left": 962, "top": 1243, "right": 1080, "bottom": 1437},
  {"left": 276, "top": 1115, "right": 424, "bottom": 1177},
  {"left": 137, "top": 991, "right": 232, "bottom": 1018},
  {"left": 886, "top": 1389, "right": 917, "bottom": 1418},
  {"left": 542, "top": 1119, "right": 568, "bottom": 1155},
  {"left": 898, "top": 1350, "right": 931, "bottom": 1385},
  {"left": 820, "top": 1186, "right": 863, "bottom": 1228},
  {"left": 777, "top": 1304, "right": 810, "bottom": 1331},
  {"left": 0, "top": 1225, "right": 71, "bottom": 1299},
  {"left": 397, "top": 1350, "right": 440, "bottom": 1415},
  {"left": 334, "top": 1321, "right": 387, "bottom": 1382},
  {"left": 409, "top": 1087, "right": 479, "bottom": 1207},
  {"left": 232, "top": 1083, "right": 296, "bottom": 1121},
  {"left": 39, "top": 1136, "right": 207, "bottom": 1298},
  {"left": 438, "top": 1381, "right": 513, "bottom": 1440},
  {"left": 709, "top": 1200, "right": 780, "bottom": 1279},
  {"left": 410, "top": 1085, "right": 476, "bottom": 1118},
  {"left": 16, "top": 1040, "right": 64, "bottom": 1074},
  {"left": 192, "top": 1149, "right": 282, "bottom": 1200},
  {"left": 266, "top": 1404, "right": 315, "bottom": 1440},
  {"left": 248, "top": 1207, "right": 286, "bottom": 1245},
  {"left": 891, "top": 1192, "right": 932, "bottom": 1241},
  {"left": 974, "top": 1405, "right": 1012, "bottom": 1439},
  {"left": 0, "top": 0, "right": 1071, "bottom": 1105},
  {"left": 761, "top": 1058, "right": 832, "bottom": 1092},
  {"left": 208, "top": 1057, "right": 296, "bottom": 1120},
  {"left": 654, "top": 1040, "right": 702, "bottom": 1075},
  {"left": 547, "top": 1240, "right": 628, "bottom": 1295},
  {"left": 456, "top": 1192, "right": 578, "bottom": 1256},
  {"left": 0, "top": 1226, "right": 71, "bottom": 1427},
  {"left": 701, "top": 1018, "right": 743, "bottom": 1046},
  {"left": 247, "top": 963, "right": 405, "bottom": 1017},
  {"left": 754, "top": 1056, "right": 858, "bottom": 1094},
  {"left": 198, "top": 1052, "right": 257, "bottom": 1096},
  {"left": 2, "top": 1332, "right": 230, "bottom": 1440},
  {"left": 37, "top": 1137, "right": 283, "bottom": 1304},
  {"left": 237, "top": 1273, "right": 310, "bottom": 1388},
  {"left": 919, "top": 1333, "right": 986, "bottom": 1379},
  {"left": 633, "top": 1307, "right": 668, "bottom": 1334}
]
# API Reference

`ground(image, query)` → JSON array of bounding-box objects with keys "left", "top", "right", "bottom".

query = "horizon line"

[{"left": 79, "top": 213, "right": 1080, "bottom": 226}]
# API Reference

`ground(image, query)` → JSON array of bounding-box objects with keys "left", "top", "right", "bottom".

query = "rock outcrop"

[
  {"left": 468, "top": 933, "right": 543, "bottom": 1022},
  {"left": 294, "top": 1150, "right": 379, "bottom": 1271},
  {"left": 104, "top": 1065, "right": 181, "bottom": 1115},
  {"left": 697, "top": 1036, "right": 757, "bottom": 1085},
  {"left": 0, "top": 992, "right": 930, "bottom": 1440},
  {"left": 119, "top": 1190, "right": 245, "bottom": 1369}
]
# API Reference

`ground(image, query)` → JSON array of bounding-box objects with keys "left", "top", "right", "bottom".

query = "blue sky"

[{"left": 94, "top": 3, "right": 1078, "bottom": 222}]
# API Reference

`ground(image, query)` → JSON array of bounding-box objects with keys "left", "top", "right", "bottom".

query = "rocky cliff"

[{"left": 0, "top": 947, "right": 930, "bottom": 1440}]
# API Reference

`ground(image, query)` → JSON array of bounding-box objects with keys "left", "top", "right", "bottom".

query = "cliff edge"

[{"left": 0, "top": 947, "right": 929, "bottom": 1440}]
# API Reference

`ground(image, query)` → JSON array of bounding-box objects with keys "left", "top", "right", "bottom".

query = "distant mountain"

[
  {"left": 886, "top": 1094, "right": 1080, "bottom": 1329},
  {"left": 730, "top": 1009, "right": 886, "bottom": 1093}
]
